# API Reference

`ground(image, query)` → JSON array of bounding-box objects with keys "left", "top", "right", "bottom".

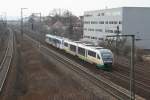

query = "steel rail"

[
  {"left": 109, "top": 71, "right": 150, "bottom": 93},
  {"left": 115, "top": 56, "right": 150, "bottom": 73},
  {"left": 40, "top": 46, "right": 131, "bottom": 100},
  {"left": 115, "top": 63, "right": 150, "bottom": 84},
  {"left": 0, "top": 31, "right": 11, "bottom": 70},
  {"left": 0, "top": 28, "right": 14, "bottom": 92}
]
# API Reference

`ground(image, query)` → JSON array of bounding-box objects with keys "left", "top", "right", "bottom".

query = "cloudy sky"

[{"left": 1, "top": 0, "right": 150, "bottom": 20}]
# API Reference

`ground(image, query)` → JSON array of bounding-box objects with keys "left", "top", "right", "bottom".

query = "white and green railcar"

[
  {"left": 63, "top": 40, "right": 113, "bottom": 70},
  {"left": 46, "top": 34, "right": 113, "bottom": 70}
]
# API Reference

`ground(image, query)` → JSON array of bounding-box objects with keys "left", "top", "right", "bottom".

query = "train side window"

[
  {"left": 78, "top": 47, "right": 85, "bottom": 56},
  {"left": 70, "top": 45, "right": 76, "bottom": 52},
  {"left": 97, "top": 55, "right": 100, "bottom": 59},
  {"left": 88, "top": 50, "right": 96, "bottom": 57},
  {"left": 64, "top": 42, "right": 68, "bottom": 47},
  {"left": 55, "top": 39, "right": 60, "bottom": 44}
]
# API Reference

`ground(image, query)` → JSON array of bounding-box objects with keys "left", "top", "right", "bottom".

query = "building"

[{"left": 83, "top": 7, "right": 150, "bottom": 49}]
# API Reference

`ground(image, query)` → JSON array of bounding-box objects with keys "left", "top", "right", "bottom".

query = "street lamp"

[
  {"left": 21, "top": 8, "right": 28, "bottom": 38},
  {"left": 107, "top": 34, "right": 135, "bottom": 100}
]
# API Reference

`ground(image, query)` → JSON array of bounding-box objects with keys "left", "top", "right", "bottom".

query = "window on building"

[
  {"left": 95, "top": 29, "right": 103, "bottom": 32},
  {"left": 101, "top": 13, "right": 104, "bottom": 16},
  {"left": 109, "top": 21, "right": 113, "bottom": 24},
  {"left": 84, "top": 14, "right": 92, "bottom": 17},
  {"left": 98, "top": 38, "right": 103, "bottom": 40},
  {"left": 93, "top": 37, "right": 97, "bottom": 39},
  {"left": 88, "top": 50, "right": 96, "bottom": 57},
  {"left": 88, "top": 28, "right": 94, "bottom": 31},
  {"left": 90, "top": 37, "right": 97, "bottom": 39},
  {"left": 78, "top": 47, "right": 85, "bottom": 56},
  {"left": 84, "top": 21, "right": 91, "bottom": 24},
  {"left": 91, "top": 21, "right": 98, "bottom": 24},
  {"left": 114, "top": 21, "right": 117, "bottom": 24},
  {"left": 119, "top": 21, "right": 122, "bottom": 24},
  {"left": 109, "top": 30, "right": 113, "bottom": 33},
  {"left": 105, "top": 30, "right": 108, "bottom": 33},
  {"left": 115, "top": 30, "right": 119, "bottom": 33},
  {"left": 105, "top": 21, "right": 108, "bottom": 24},
  {"left": 105, "top": 29, "right": 114, "bottom": 33},
  {"left": 114, "top": 30, "right": 121, "bottom": 34},
  {"left": 99, "top": 21, "right": 104, "bottom": 24}
]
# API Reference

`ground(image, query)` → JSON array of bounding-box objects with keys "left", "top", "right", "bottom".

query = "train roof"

[
  {"left": 64, "top": 39, "right": 109, "bottom": 53},
  {"left": 74, "top": 41, "right": 83, "bottom": 43},
  {"left": 82, "top": 43, "right": 95, "bottom": 46},
  {"left": 76, "top": 43, "right": 105, "bottom": 52},
  {"left": 46, "top": 34, "right": 64, "bottom": 41},
  {"left": 46, "top": 34, "right": 112, "bottom": 54}
]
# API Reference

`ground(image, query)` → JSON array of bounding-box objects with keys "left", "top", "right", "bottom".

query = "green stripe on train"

[{"left": 97, "top": 64, "right": 112, "bottom": 71}]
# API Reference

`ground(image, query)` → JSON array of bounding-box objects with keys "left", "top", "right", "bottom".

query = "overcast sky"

[{"left": 1, "top": 0, "right": 150, "bottom": 20}]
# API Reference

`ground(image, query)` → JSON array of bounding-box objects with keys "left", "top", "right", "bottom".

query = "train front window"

[
  {"left": 101, "top": 53, "right": 112, "bottom": 58},
  {"left": 101, "top": 52, "right": 112, "bottom": 61}
]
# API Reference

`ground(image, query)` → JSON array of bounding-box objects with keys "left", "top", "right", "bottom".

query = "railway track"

[
  {"left": 24, "top": 34, "right": 145, "bottom": 100},
  {"left": 115, "top": 56, "right": 150, "bottom": 73},
  {"left": 106, "top": 70, "right": 150, "bottom": 98},
  {"left": 114, "top": 64, "right": 150, "bottom": 85},
  {"left": 0, "top": 28, "right": 14, "bottom": 92},
  {"left": 0, "top": 32, "right": 9, "bottom": 64}
]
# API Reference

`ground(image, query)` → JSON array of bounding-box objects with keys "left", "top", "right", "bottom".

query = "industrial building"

[{"left": 83, "top": 7, "right": 150, "bottom": 49}]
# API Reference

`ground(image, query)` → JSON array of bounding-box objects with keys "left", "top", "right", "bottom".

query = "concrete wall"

[{"left": 123, "top": 7, "right": 150, "bottom": 49}]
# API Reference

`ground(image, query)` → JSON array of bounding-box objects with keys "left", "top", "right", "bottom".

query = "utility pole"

[
  {"left": 31, "top": 14, "right": 34, "bottom": 30},
  {"left": 107, "top": 35, "right": 135, "bottom": 100},
  {"left": 130, "top": 35, "right": 135, "bottom": 100},
  {"left": 21, "top": 8, "right": 27, "bottom": 38},
  {"left": 116, "top": 25, "right": 120, "bottom": 55}
]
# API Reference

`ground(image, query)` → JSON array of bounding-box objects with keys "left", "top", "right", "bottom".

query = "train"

[{"left": 45, "top": 34, "right": 114, "bottom": 71}]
